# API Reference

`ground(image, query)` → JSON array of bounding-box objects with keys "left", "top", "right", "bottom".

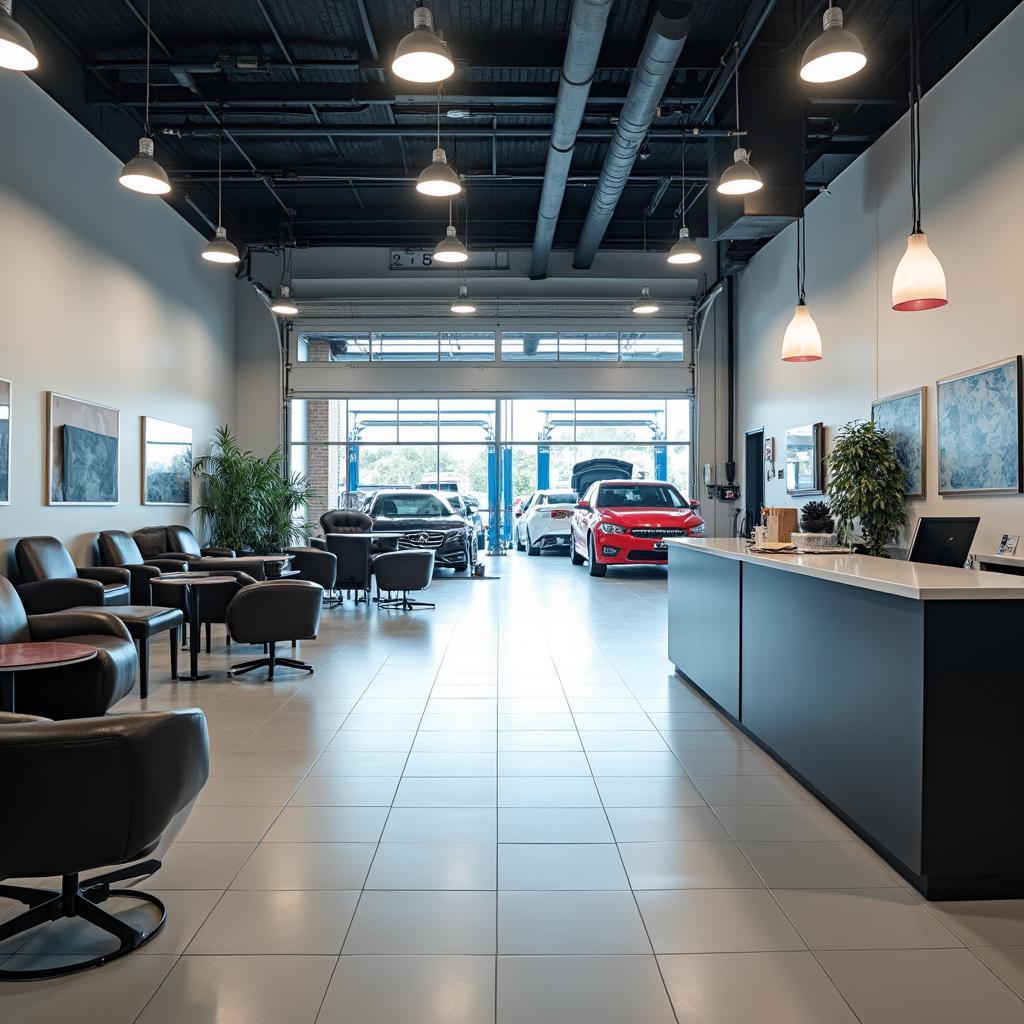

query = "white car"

[{"left": 513, "top": 489, "right": 578, "bottom": 555}]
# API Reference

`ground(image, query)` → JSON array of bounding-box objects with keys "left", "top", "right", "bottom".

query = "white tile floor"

[{"left": 3, "top": 552, "right": 1024, "bottom": 1022}]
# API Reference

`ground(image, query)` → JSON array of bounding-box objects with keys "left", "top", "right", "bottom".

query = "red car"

[{"left": 570, "top": 479, "right": 705, "bottom": 576}]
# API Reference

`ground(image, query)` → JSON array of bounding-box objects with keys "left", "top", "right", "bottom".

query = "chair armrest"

[
  {"left": 144, "top": 558, "right": 190, "bottom": 573},
  {"left": 155, "top": 550, "right": 202, "bottom": 561},
  {"left": 0, "top": 712, "right": 52, "bottom": 725},
  {"left": 201, "top": 547, "right": 236, "bottom": 557},
  {"left": 78, "top": 566, "right": 131, "bottom": 586},
  {"left": 16, "top": 578, "right": 105, "bottom": 614},
  {"left": 28, "top": 609, "right": 133, "bottom": 642},
  {"left": 308, "top": 538, "right": 328, "bottom": 550}
]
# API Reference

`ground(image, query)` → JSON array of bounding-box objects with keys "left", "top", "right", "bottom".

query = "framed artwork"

[
  {"left": 937, "top": 356, "right": 1022, "bottom": 495},
  {"left": 47, "top": 392, "right": 119, "bottom": 505},
  {"left": 0, "top": 378, "right": 10, "bottom": 505},
  {"left": 785, "top": 423, "right": 824, "bottom": 496},
  {"left": 872, "top": 386, "right": 926, "bottom": 499},
  {"left": 142, "top": 417, "right": 192, "bottom": 505}
]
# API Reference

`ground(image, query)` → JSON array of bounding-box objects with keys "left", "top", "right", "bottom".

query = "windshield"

[
  {"left": 597, "top": 484, "right": 688, "bottom": 509},
  {"left": 542, "top": 492, "right": 577, "bottom": 505},
  {"left": 375, "top": 494, "right": 452, "bottom": 517}
]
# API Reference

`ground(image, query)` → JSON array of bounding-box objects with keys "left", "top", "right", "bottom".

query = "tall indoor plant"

[
  {"left": 826, "top": 419, "right": 906, "bottom": 557},
  {"left": 192, "top": 426, "right": 314, "bottom": 554}
]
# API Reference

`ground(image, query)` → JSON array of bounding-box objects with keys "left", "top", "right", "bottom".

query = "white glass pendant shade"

[
  {"left": 781, "top": 302, "right": 823, "bottom": 362},
  {"left": 891, "top": 231, "right": 947, "bottom": 311},
  {"left": 0, "top": 1, "right": 37, "bottom": 71},
  {"left": 717, "top": 147, "right": 763, "bottom": 196},
  {"left": 433, "top": 224, "right": 468, "bottom": 263},
  {"left": 202, "top": 226, "right": 240, "bottom": 264},
  {"left": 392, "top": 6, "right": 454, "bottom": 84},
  {"left": 416, "top": 147, "right": 462, "bottom": 197},
  {"left": 800, "top": 6, "right": 866, "bottom": 83},
  {"left": 450, "top": 285, "right": 476, "bottom": 314},
  {"left": 666, "top": 226, "right": 702, "bottom": 265},
  {"left": 271, "top": 285, "right": 299, "bottom": 316},
  {"left": 119, "top": 137, "right": 171, "bottom": 195},
  {"left": 632, "top": 286, "right": 660, "bottom": 315}
]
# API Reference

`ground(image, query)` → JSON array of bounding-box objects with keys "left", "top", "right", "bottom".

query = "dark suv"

[{"left": 367, "top": 490, "right": 478, "bottom": 572}]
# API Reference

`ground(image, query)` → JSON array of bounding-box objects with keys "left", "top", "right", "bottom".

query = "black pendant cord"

[
  {"left": 909, "top": 0, "right": 923, "bottom": 234},
  {"left": 679, "top": 128, "right": 687, "bottom": 231},
  {"left": 143, "top": 0, "right": 152, "bottom": 137},
  {"left": 733, "top": 41, "right": 741, "bottom": 136},
  {"left": 796, "top": 216, "right": 807, "bottom": 305},
  {"left": 436, "top": 85, "right": 441, "bottom": 150},
  {"left": 217, "top": 132, "right": 223, "bottom": 227}
]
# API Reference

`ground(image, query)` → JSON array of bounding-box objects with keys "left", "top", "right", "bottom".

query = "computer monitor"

[{"left": 907, "top": 517, "right": 980, "bottom": 567}]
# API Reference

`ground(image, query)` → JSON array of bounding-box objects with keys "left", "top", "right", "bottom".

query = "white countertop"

[{"left": 668, "top": 537, "right": 1024, "bottom": 601}]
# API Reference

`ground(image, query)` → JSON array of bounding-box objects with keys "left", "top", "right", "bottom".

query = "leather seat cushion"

[{"left": 67, "top": 605, "right": 184, "bottom": 639}]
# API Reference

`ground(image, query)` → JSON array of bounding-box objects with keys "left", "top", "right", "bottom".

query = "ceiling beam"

[{"left": 160, "top": 124, "right": 730, "bottom": 140}]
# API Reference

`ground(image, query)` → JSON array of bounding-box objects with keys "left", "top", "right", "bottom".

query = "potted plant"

[
  {"left": 826, "top": 420, "right": 906, "bottom": 557},
  {"left": 799, "top": 500, "right": 835, "bottom": 534}
]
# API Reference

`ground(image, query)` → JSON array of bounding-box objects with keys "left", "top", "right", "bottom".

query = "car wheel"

[
  {"left": 570, "top": 532, "right": 585, "bottom": 565},
  {"left": 527, "top": 529, "right": 540, "bottom": 556},
  {"left": 515, "top": 526, "right": 524, "bottom": 552},
  {"left": 588, "top": 533, "right": 607, "bottom": 577}
]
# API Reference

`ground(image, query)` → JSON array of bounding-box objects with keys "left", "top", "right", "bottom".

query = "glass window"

[
  {"left": 544, "top": 492, "right": 578, "bottom": 505},
  {"left": 439, "top": 400, "right": 496, "bottom": 442},
  {"left": 501, "top": 330, "right": 557, "bottom": 361},
  {"left": 348, "top": 399, "right": 397, "bottom": 443},
  {"left": 597, "top": 483, "right": 687, "bottom": 508},
  {"left": 371, "top": 492, "right": 452, "bottom": 517},
  {"left": 298, "top": 332, "right": 370, "bottom": 362},
  {"left": 373, "top": 331, "right": 439, "bottom": 361},
  {"left": 575, "top": 399, "right": 666, "bottom": 443},
  {"left": 619, "top": 331, "right": 685, "bottom": 361},
  {"left": 397, "top": 399, "right": 438, "bottom": 444},
  {"left": 557, "top": 331, "right": 619, "bottom": 361},
  {"left": 666, "top": 399, "right": 692, "bottom": 442},
  {"left": 440, "top": 331, "right": 495, "bottom": 361}
]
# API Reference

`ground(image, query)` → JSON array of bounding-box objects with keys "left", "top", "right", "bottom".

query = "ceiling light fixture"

[
  {"left": 434, "top": 200, "right": 468, "bottom": 263},
  {"left": 717, "top": 43, "right": 763, "bottom": 196},
  {"left": 800, "top": 3, "right": 866, "bottom": 83},
  {"left": 202, "top": 134, "right": 240, "bottom": 264},
  {"left": 892, "top": 0, "right": 946, "bottom": 311},
  {"left": 782, "top": 216, "right": 822, "bottom": 362},
  {"left": 417, "top": 88, "right": 462, "bottom": 197},
  {"left": 667, "top": 135, "right": 702, "bottom": 265},
  {"left": 0, "top": 0, "right": 38, "bottom": 71},
  {"left": 392, "top": 3, "right": 454, "bottom": 84},
  {"left": 450, "top": 284, "right": 476, "bottom": 314},
  {"left": 271, "top": 285, "right": 298, "bottom": 317},
  {"left": 119, "top": 0, "right": 170, "bottom": 196},
  {"left": 633, "top": 215, "right": 659, "bottom": 314}
]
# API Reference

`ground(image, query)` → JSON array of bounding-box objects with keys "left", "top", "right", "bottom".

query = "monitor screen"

[{"left": 908, "top": 517, "right": 980, "bottom": 568}]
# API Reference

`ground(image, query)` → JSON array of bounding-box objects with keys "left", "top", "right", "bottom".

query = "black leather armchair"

[
  {"left": 15, "top": 536, "right": 131, "bottom": 612},
  {"left": 286, "top": 546, "right": 338, "bottom": 605},
  {"left": 162, "top": 525, "right": 235, "bottom": 560},
  {"left": 0, "top": 575, "right": 137, "bottom": 719},
  {"left": 226, "top": 580, "right": 323, "bottom": 680},
  {"left": 326, "top": 534, "right": 373, "bottom": 603},
  {"left": 321, "top": 509, "right": 373, "bottom": 534},
  {"left": 98, "top": 530, "right": 189, "bottom": 604},
  {"left": 0, "top": 708, "right": 209, "bottom": 980}
]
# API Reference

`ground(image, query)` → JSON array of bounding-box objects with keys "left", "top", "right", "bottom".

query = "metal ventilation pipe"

[
  {"left": 573, "top": 0, "right": 692, "bottom": 269},
  {"left": 529, "top": 0, "right": 613, "bottom": 280}
]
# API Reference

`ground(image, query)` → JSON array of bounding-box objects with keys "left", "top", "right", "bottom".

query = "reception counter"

[{"left": 667, "top": 538, "right": 1024, "bottom": 900}]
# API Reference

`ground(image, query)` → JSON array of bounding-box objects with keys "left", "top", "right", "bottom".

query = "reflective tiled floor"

[{"left": 4, "top": 553, "right": 1024, "bottom": 1022}]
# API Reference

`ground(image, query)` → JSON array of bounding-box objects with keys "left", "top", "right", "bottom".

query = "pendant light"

[
  {"left": 392, "top": 3, "right": 454, "bottom": 84},
  {"left": 201, "top": 134, "right": 240, "bottom": 264},
  {"left": 271, "top": 247, "right": 298, "bottom": 316},
  {"left": 416, "top": 88, "right": 462, "bottom": 197},
  {"left": 632, "top": 216, "right": 660, "bottom": 314},
  {"left": 450, "top": 285, "right": 476, "bottom": 314},
  {"left": 119, "top": 0, "right": 170, "bottom": 196},
  {"left": 800, "top": 3, "right": 866, "bottom": 83},
  {"left": 892, "top": 0, "right": 946, "bottom": 311},
  {"left": 717, "top": 43, "right": 763, "bottom": 197},
  {"left": 434, "top": 200, "right": 468, "bottom": 263},
  {"left": 0, "top": 0, "right": 37, "bottom": 71},
  {"left": 782, "top": 217, "right": 823, "bottom": 362},
  {"left": 667, "top": 135, "right": 702, "bottom": 265}
]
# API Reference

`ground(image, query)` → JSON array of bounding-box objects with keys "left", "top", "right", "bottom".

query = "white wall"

[
  {"left": 735, "top": 4, "right": 1024, "bottom": 553},
  {"left": 0, "top": 73, "right": 235, "bottom": 571}
]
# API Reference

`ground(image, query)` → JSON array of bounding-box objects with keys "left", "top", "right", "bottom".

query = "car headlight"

[
  {"left": 601, "top": 523, "right": 626, "bottom": 535},
  {"left": 689, "top": 523, "right": 706, "bottom": 536},
  {"left": 444, "top": 528, "right": 465, "bottom": 540}
]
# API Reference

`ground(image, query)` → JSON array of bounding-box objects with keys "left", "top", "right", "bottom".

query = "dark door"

[{"left": 744, "top": 429, "right": 765, "bottom": 538}]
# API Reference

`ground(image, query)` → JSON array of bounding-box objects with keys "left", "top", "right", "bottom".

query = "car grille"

[
  {"left": 630, "top": 528, "right": 689, "bottom": 539},
  {"left": 396, "top": 530, "right": 448, "bottom": 550},
  {"left": 628, "top": 549, "right": 668, "bottom": 560}
]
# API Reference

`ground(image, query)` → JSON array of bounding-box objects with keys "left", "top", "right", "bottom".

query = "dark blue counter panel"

[{"left": 668, "top": 544, "right": 740, "bottom": 718}]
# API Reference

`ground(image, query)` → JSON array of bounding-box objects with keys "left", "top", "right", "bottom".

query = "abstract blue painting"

[
  {"left": 48, "top": 392, "right": 120, "bottom": 504},
  {"left": 872, "top": 387, "right": 925, "bottom": 498},
  {"left": 937, "top": 357, "right": 1022, "bottom": 495}
]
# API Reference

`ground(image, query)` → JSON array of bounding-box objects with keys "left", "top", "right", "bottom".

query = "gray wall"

[
  {"left": 0, "top": 73, "right": 235, "bottom": 570},
  {"left": 735, "top": 4, "right": 1024, "bottom": 553}
]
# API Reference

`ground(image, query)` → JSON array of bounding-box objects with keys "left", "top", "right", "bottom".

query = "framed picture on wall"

[
  {"left": 872, "top": 386, "right": 926, "bottom": 499},
  {"left": 937, "top": 356, "right": 1022, "bottom": 495},
  {"left": 47, "top": 392, "right": 120, "bottom": 505},
  {"left": 0, "top": 377, "right": 10, "bottom": 505},
  {"left": 142, "top": 417, "right": 192, "bottom": 505},
  {"left": 785, "top": 423, "right": 824, "bottom": 496}
]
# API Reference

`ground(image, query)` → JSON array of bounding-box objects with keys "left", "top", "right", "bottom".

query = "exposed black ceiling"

[{"left": 17, "top": 0, "right": 1020, "bottom": 264}]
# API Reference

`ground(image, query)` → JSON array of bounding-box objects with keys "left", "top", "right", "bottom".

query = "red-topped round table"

[{"left": 0, "top": 642, "right": 98, "bottom": 713}]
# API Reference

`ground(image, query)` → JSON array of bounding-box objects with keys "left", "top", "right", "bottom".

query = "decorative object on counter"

[
  {"left": 761, "top": 506, "right": 799, "bottom": 543},
  {"left": 998, "top": 534, "right": 1020, "bottom": 557},
  {"left": 785, "top": 423, "right": 824, "bottom": 495},
  {"left": 143, "top": 417, "right": 192, "bottom": 505},
  {"left": 0, "top": 377, "right": 9, "bottom": 504},
  {"left": 936, "top": 356, "right": 1022, "bottom": 495},
  {"left": 799, "top": 500, "right": 834, "bottom": 533},
  {"left": 871, "top": 387, "right": 925, "bottom": 498},
  {"left": 826, "top": 419, "right": 906, "bottom": 557},
  {"left": 47, "top": 392, "right": 119, "bottom": 505}
]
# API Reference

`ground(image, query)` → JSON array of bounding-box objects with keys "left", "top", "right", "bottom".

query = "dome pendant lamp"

[
  {"left": 202, "top": 134, "right": 240, "bottom": 264},
  {"left": 392, "top": 3, "right": 454, "bottom": 84},
  {"left": 450, "top": 284, "right": 476, "bottom": 314},
  {"left": 633, "top": 216, "right": 660, "bottom": 314},
  {"left": 667, "top": 135, "right": 702, "bottom": 265},
  {"left": 0, "top": 0, "right": 38, "bottom": 72},
  {"left": 717, "top": 42, "right": 763, "bottom": 197},
  {"left": 782, "top": 217, "right": 823, "bottom": 362},
  {"left": 892, "top": 0, "right": 946, "bottom": 311},
  {"left": 271, "top": 285, "right": 298, "bottom": 316},
  {"left": 119, "top": 0, "right": 170, "bottom": 196},
  {"left": 434, "top": 200, "right": 469, "bottom": 263},
  {"left": 800, "top": 3, "right": 866, "bottom": 84},
  {"left": 416, "top": 89, "right": 462, "bottom": 197}
]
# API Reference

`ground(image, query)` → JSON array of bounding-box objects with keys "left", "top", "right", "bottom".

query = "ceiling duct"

[
  {"left": 529, "top": 0, "right": 613, "bottom": 281},
  {"left": 573, "top": 0, "right": 692, "bottom": 270}
]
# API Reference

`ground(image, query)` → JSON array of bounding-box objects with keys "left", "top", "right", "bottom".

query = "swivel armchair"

[
  {"left": 326, "top": 534, "right": 373, "bottom": 603},
  {"left": 286, "top": 546, "right": 339, "bottom": 606},
  {"left": 15, "top": 536, "right": 130, "bottom": 611},
  {"left": 0, "top": 708, "right": 209, "bottom": 980},
  {"left": 374, "top": 550, "right": 436, "bottom": 611}
]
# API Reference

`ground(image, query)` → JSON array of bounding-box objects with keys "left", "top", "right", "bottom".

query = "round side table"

[
  {"left": 0, "top": 642, "right": 97, "bottom": 713},
  {"left": 153, "top": 576, "right": 238, "bottom": 681}
]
